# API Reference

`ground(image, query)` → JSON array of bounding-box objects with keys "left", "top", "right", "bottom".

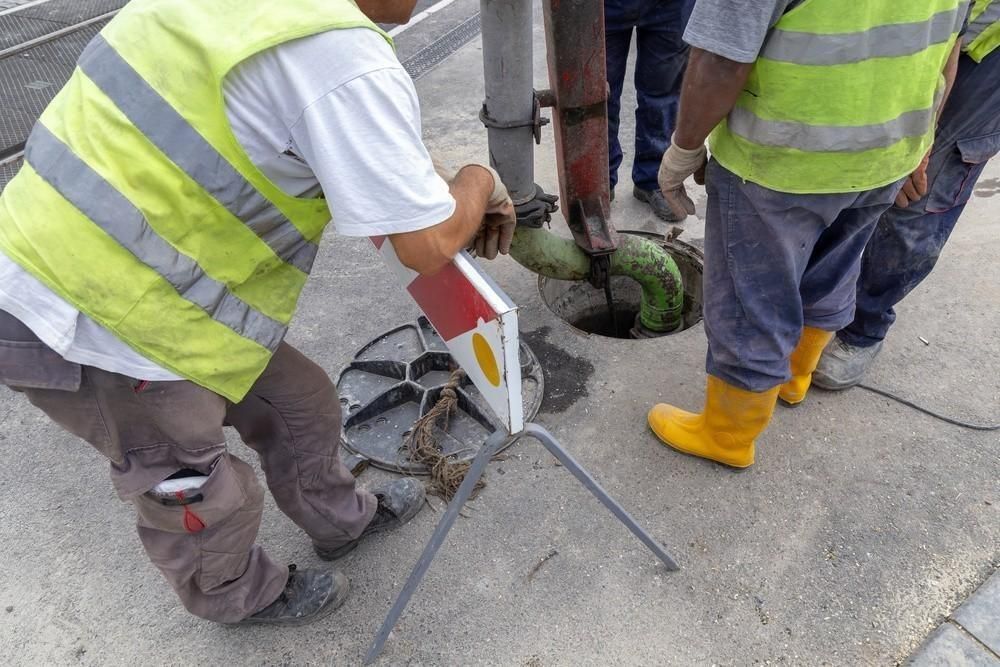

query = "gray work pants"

[{"left": 0, "top": 310, "right": 375, "bottom": 623}]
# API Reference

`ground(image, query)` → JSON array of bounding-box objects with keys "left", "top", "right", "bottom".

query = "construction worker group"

[{"left": 0, "top": 0, "right": 997, "bottom": 627}]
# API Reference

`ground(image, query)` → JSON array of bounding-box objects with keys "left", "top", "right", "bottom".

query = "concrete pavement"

[{"left": 0, "top": 3, "right": 997, "bottom": 665}]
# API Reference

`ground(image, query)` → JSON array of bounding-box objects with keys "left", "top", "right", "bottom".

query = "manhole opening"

[{"left": 539, "top": 235, "right": 704, "bottom": 340}]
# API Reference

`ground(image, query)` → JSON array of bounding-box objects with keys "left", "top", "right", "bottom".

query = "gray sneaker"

[
  {"left": 812, "top": 337, "right": 883, "bottom": 391},
  {"left": 232, "top": 564, "right": 349, "bottom": 627},
  {"left": 633, "top": 186, "right": 683, "bottom": 222},
  {"left": 314, "top": 477, "right": 425, "bottom": 561}
]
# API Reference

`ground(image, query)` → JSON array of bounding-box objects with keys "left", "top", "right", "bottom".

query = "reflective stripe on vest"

[
  {"left": 762, "top": 5, "right": 964, "bottom": 66},
  {"left": 965, "top": 0, "right": 1000, "bottom": 61},
  {"left": 726, "top": 95, "right": 940, "bottom": 153},
  {"left": 710, "top": 0, "right": 965, "bottom": 194},
  {"left": 0, "top": 0, "right": 391, "bottom": 401},
  {"left": 78, "top": 36, "right": 319, "bottom": 276},
  {"left": 24, "top": 123, "right": 286, "bottom": 352}
]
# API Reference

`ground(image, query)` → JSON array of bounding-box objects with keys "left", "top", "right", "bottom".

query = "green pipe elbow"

[
  {"left": 508, "top": 227, "right": 684, "bottom": 334},
  {"left": 609, "top": 233, "right": 684, "bottom": 334}
]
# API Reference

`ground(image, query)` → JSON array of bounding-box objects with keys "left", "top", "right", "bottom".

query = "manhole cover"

[{"left": 337, "top": 316, "right": 544, "bottom": 474}]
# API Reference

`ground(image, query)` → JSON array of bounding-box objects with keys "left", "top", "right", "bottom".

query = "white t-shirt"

[{"left": 0, "top": 27, "right": 455, "bottom": 381}]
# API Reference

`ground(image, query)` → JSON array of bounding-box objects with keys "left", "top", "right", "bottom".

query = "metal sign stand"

[{"left": 364, "top": 423, "right": 679, "bottom": 664}]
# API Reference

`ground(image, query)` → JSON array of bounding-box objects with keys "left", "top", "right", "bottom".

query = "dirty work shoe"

[
  {"left": 648, "top": 375, "right": 779, "bottom": 468},
  {"left": 633, "top": 186, "right": 683, "bottom": 222},
  {"left": 314, "top": 477, "right": 425, "bottom": 561},
  {"left": 232, "top": 564, "right": 349, "bottom": 627},
  {"left": 812, "top": 338, "right": 883, "bottom": 391}
]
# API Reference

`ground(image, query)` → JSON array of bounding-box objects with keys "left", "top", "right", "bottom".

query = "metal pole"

[
  {"left": 540, "top": 0, "right": 617, "bottom": 255},
  {"left": 480, "top": 0, "right": 535, "bottom": 203},
  {"left": 363, "top": 430, "right": 507, "bottom": 665},
  {"left": 523, "top": 423, "right": 680, "bottom": 570}
]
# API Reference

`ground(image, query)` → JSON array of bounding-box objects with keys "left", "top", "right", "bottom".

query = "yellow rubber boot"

[
  {"left": 647, "top": 376, "right": 779, "bottom": 468},
  {"left": 778, "top": 326, "right": 834, "bottom": 406}
]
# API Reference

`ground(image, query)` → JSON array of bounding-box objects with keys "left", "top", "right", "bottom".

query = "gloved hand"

[
  {"left": 472, "top": 164, "right": 516, "bottom": 260},
  {"left": 432, "top": 159, "right": 516, "bottom": 260},
  {"left": 894, "top": 153, "right": 930, "bottom": 208},
  {"left": 657, "top": 134, "right": 708, "bottom": 221}
]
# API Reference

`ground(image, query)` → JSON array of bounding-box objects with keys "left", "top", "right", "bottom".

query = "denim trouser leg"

[
  {"left": 631, "top": 3, "right": 687, "bottom": 191},
  {"left": 703, "top": 160, "right": 901, "bottom": 391},
  {"left": 604, "top": 0, "right": 687, "bottom": 192},
  {"left": 840, "top": 205, "right": 968, "bottom": 347},
  {"left": 604, "top": 4, "right": 634, "bottom": 191},
  {"left": 841, "top": 50, "right": 1000, "bottom": 347}
]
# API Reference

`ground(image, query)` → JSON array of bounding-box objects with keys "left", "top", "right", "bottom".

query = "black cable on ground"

[{"left": 856, "top": 383, "right": 1000, "bottom": 431}]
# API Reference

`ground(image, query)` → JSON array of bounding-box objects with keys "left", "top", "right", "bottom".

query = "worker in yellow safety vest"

[
  {"left": 814, "top": 0, "right": 1000, "bottom": 389},
  {"left": 0, "top": 0, "right": 515, "bottom": 625},
  {"left": 647, "top": 0, "right": 969, "bottom": 468}
]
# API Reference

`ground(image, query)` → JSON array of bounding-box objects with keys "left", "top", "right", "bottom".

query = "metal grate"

[
  {"left": 0, "top": 0, "right": 37, "bottom": 10},
  {"left": 0, "top": 0, "right": 125, "bottom": 53},
  {"left": 0, "top": 20, "right": 108, "bottom": 150},
  {"left": 17, "top": 0, "right": 125, "bottom": 24},
  {"left": 0, "top": 13, "right": 64, "bottom": 51},
  {"left": 0, "top": 156, "right": 23, "bottom": 192},
  {"left": 402, "top": 13, "right": 482, "bottom": 81}
]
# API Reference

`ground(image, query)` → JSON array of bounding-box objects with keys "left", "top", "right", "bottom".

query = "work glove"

[
  {"left": 432, "top": 159, "right": 516, "bottom": 260},
  {"left": 894, "top": 153, "right": 930, "bottom": 209},
  {"left": 472, "top": 164, "right": 516, "bottom": 260},
  {"left": 657, "top": 134, "right": 708, "bottom": 221}
]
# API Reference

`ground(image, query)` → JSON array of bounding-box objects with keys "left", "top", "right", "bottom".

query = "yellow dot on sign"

[{"left": 472, "top": 333, "right": 501, "bottom": 387}]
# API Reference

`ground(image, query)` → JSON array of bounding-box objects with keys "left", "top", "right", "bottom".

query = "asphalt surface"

[{"left": 0, "top": 3, "right": 997, "bottom": 665}]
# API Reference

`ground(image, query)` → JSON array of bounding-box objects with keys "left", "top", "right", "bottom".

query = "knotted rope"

[{"left": 406, "top": 369, "right": 486, "bottom": 501}]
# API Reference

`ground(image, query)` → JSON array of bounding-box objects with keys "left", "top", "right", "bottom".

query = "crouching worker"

[{"left": 0, "top": 0, "right": 514, "bottom": 625}]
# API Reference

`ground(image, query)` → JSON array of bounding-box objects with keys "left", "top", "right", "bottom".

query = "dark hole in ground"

[{"left": 571, "top": 307, "right": 639, "bottom": 339}]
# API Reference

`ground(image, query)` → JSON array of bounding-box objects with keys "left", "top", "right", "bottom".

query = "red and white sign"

[{"left": 370, "top": 236, "right": 524, "bottom": 434}]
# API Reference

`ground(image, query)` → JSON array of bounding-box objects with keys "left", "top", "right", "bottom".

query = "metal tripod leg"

[
  {"left": 364, "top": 429, "right": 507, "bottom": 665},
  {"left": 364, "top": 424, "right": 679, "bottom": 663},
  {"left": 522, "top": 422, "right": 679, "bottom": 570}
]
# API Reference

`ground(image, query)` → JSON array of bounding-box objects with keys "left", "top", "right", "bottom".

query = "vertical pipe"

[
  {"left": 480, "top": 0, "right": 535, "bottom": 203},
  {"left": 541, "top": 0, "right": 616, "bottom": 254}
]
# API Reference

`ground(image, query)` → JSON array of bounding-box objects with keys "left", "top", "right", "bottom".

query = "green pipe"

[{"left": 509, "top": 227, "right": 684, "bottom": 334}]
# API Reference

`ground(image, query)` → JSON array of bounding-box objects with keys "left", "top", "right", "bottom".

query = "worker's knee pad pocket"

[{"left": 134, "top": 453, "right": 254, "bottom": 535}]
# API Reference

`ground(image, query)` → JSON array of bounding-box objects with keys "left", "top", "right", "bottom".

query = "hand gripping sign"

[
  {"left": 365, "top": 235, "right": 678, "bottom": 664},
  {"left": 369, "top": 235, "right": 523, "bottom": 434}
]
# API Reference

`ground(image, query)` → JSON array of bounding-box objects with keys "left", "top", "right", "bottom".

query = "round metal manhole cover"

[{"left": 337, "top": 316, "right": 544, "bottom": 474}]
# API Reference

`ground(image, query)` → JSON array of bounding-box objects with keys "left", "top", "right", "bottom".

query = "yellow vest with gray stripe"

[
  {"left": 0, "top": 0, "right": 390, "bottom": 401},
  {"left": 965, "top": 0, "right": 1000, "bottom": 61},
  {"left": 710, "top": 0, "right": 966, "bottom": 194}
]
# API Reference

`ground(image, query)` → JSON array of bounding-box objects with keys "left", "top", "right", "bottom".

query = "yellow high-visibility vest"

[
  {"left": 965, "top": 0, "right": 1000, "bottom": 61},
  {"left": 710, "top": 0, "right": 967, "bottom": 194},
  {"left": 0, "top": 0, "right": 390, "bottom": 401}
]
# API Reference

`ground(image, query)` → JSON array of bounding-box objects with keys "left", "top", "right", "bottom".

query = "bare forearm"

[
  {"left": 938, "top": 39, "right": 962, "bottom": 117},
  {"left": 389, "top": 165, "right": 492, "bottom": 274},
  {"left": 673, "top": 48, "right": 755, "bottom": 150}
]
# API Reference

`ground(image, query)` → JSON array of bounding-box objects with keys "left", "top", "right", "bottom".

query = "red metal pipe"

[{"left": 541, "top": 0, "right": 619, "bottom": 255}]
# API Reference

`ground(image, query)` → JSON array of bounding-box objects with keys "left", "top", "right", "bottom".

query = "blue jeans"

[
  {"left": 703, "top": 160, "right": 903, "bottom": 391},
  {"left": 605, "top": 0, "right": 688, "bottom": 192},
  {"left": 840, "top": 49, "right": 1000, "bottom": 348}
]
